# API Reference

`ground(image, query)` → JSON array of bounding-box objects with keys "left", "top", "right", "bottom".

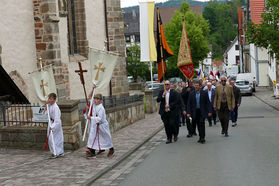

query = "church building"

[{"left": 0, "top": 0, "right": 128, "bottom": 103}]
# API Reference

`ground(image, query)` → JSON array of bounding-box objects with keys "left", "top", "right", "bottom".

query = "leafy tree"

[
  {"left": 126, "top": 45, "right": 151, "bottom": 81},
  {"left": 246, "top": 0, "right": 279, "bottom": 59},
  {"left": 203, "top": 0, "right": 241, "bottom": 59},
  {"left": 164, "top": 1, "right": 210, "bottom": 78}
]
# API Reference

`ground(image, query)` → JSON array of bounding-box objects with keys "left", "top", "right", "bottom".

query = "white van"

[{"left": 236, "top": 73, "right": 256, "bottom": 92}]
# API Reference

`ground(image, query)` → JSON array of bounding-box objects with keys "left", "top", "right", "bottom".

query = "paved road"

[{"left": 118, "top": 96, "right": 279, "bottom": 186}]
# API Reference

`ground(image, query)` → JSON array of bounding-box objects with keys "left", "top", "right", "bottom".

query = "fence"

[
  {"left": 1, "top": 95, "right": 144, "bottom": 127},
  {"left": 0, "top": 103, "right": 47, "bottom": 127},
  {"left": 102, "top": 94, "right": 143, "bottom": 108},
  {"left": 152, "top": 87, "right": 163, "bottom": 97}
]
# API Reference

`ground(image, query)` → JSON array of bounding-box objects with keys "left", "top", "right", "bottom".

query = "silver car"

[{"left": 235, "top": 80, "right": 253, "bottom": 96}]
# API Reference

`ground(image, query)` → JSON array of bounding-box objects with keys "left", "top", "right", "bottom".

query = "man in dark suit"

[
  {"left": 187, "top": 79, "right": 212, "bottom": 144},
  {"left": 157, "top": 80, "right": 184, "bottom": 144},
  {"left": 229, "top": 79, "right": 241, "bottom": 127},
  {"left": 205, "top": 82, "right": 216, "bottom": 126},
  {"left": 181, "top": 80, "right": 195, "bottom": 137}
]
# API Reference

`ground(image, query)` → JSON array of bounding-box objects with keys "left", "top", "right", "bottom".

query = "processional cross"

[
  {"left": 40, "top": 80, "right": 48, "bottom": 97},
  {"left": 94, "top": 62, "right": 105, "bottom": 81},
  {"left": 75, "top": 62, "right": 88, "bottom": 104}
]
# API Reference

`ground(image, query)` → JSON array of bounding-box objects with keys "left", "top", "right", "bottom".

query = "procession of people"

[{"left": 157, "top": 74, "right": 241, "bottom": 144}]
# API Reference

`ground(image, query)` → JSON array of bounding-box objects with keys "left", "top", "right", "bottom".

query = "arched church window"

[{"left": 67, "top": 0, "right": 78, "bottom": 55}]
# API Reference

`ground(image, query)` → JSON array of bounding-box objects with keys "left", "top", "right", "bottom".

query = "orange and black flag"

[{"left": 156, "top": 8, "right": 174, "bottom": 83}]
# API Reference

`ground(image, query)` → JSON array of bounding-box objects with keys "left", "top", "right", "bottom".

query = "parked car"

[
  {"left": 235, "top": 80, "right": 253, "bottom": 96},
  {"left": 169, "top": 77, "right": 183, "bottom": 84},
  {"left": 128, "top": 76, "right": 135, "bottom": 83},
  {"left": 146, "top": 82, "right": 163, "bottom": 90},
  {"left": 236, "top": 73, "right": 256, "bottom": 92}
]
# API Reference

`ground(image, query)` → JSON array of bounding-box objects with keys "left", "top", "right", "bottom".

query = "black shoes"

[
  {"left": 187, "top": 134, "right": 193, "bottom": 138},
  {"left": 174, "top": 136, "right": 178, "bottom": 142},
  {"left": 86, "top": 151, "right": 96, "bottom": 158},
  {"left": 97, "top": 150, "right": 105, "bottom": 155},
  {"left": 198, "top": 139, "right": 206, "bottom": 144},
  {"left": 225, "top": 134, "right": 229, "bottom": 137},
  {"left": 166, "top": 138, "right": 172, "bottom": 144},
  {"left": 107, "top": 148, "right": 114, "bottom": 157}
]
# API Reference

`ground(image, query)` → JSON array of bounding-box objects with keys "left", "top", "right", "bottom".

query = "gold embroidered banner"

[{"left": 177, "top": 20, "right": 194, "bottom": 79}]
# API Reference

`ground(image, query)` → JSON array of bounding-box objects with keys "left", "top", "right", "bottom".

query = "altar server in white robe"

[
  {"left": 45, "top": 93, "right": 64, "bottom": 158},
  {"left": 86, "top": 93, "right": 114, "bottom": 158}
]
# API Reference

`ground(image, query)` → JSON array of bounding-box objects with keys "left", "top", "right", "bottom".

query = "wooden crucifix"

[{"left": 75, "top": 62, "right": 88, "bottom": 105}]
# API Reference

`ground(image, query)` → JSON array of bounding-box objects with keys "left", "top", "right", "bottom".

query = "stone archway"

[{"left": 8, "top": 70, "right": 28, "bottom": 98}]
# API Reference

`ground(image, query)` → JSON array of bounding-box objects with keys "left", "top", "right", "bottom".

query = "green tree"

[
  {"left": 126, "top": 45, "right": 151, "bottom": 81},
  {"left": 246, "top": 0, "right": 279, "bottom": 58},
  {"left": 164, "top": 1, "right": 210, "bottom": 78},
  {"left": 203, "top": 0, "right": 240, "bottom": 59}
]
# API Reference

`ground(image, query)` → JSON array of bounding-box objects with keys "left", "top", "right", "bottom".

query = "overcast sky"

[{"left": 121, "top": 0, "right": 210, "bottom": 8}]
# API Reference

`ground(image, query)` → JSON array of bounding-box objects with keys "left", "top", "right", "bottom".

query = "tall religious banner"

[
  {"left": 89, "top": 48, "right": 118, "bottom": 91},
  {"left": 177, "top": 19, "right": 195, "bottom": 80},
  {"left": 31, "top": 65, "right": 57, "bottom": 104},
  {"left": 156, "top": 8, "right": 174, "bottom": 82},
  {"left": 139, "top": 1, "right": 157, "bottom": 62}
]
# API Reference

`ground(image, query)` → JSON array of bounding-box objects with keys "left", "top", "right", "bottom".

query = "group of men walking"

[{"left": 157, "top": 76, "right": 241, "bottom": 144}]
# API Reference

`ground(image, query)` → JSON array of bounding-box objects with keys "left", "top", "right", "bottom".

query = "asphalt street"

[{"left": 119, "top": 96, "right": 279, "bottom": 186}]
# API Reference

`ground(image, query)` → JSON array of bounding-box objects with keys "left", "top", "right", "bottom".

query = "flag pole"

[
  {"left": 82, "top": 86, "right": 96, "bottom": 141},
  {"left": 157, "top": 7, "right": 169, "bottom": 112},
  {"left": 157, "top": 7, "right": 166, "bottom": 86},
  {"left": 150, "top": 62, "right": 153, "bottom": 89}
]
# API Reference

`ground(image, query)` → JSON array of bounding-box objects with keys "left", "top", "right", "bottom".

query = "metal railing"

[
  {"left": 0, "top": 103, "right": 47, "bottom": 127},
  {"left": 102, "top": 95, "right": 143, "bottom": 108},
  {"left": 152, "top": 87, "right": 163, "bottom": 97}
]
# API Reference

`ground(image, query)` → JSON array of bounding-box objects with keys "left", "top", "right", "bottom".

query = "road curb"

[
  {"left": 82, "top": 125, "right": 164, "bottom": 186},
  {"left": 254, "top": 94, "right": 279, "bottom": 112}
]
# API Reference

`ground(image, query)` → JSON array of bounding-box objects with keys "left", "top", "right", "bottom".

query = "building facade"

[
  {"left": 237, "top": 0, "right": 269, "bottom": 87},
  {"left": 224, "top": 37, "right": 240, "bottom": 67}
]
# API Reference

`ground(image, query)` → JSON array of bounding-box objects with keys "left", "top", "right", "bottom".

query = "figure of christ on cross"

[
  {"left": 94, "top": 62, "right": 105, "bottom": 81},
  {"left": 40, "top": 80, "right": 48, "bottom": 97},
  {"left": 75, "top": 62, "right": 89, "bottom": 105}
]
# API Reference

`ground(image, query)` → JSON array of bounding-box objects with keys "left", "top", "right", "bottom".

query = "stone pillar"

[
  {"left": 145, "top": 90, "right": 159, "bottom": 113},
  {"left": 106, "top": 0, "right": 129, "bottom": 97},
  {"left": 58, "top": 100, "right": 82, "bottom": 150},
  {"left": 33, "top": 0, "right": 69, "bottom": 100}
]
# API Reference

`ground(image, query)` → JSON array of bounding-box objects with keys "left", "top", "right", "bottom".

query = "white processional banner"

[
  {"left": 89, "top": 48, "right": 118, "bottom": 90},
  {"left": 31, "top": 65, "right": 57, "bottom": 104},
  {"left": 139, "top": 1, "right": 157, "bottom": 62}
]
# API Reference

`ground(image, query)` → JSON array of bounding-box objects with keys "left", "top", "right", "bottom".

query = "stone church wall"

[
  {"left": 0, "top": 0, "right": 129, "bottom": 103},
  {"left": 0, "top": 0, "right": 38, "bottom": 103}
]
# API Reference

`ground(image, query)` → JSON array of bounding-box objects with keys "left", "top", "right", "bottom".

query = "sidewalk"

[
  {"left": 0, "top": 112, "right": 163, "bottom": 186},
  {"left": 254, "top": 87, "right": 279, "bottom": 111}
]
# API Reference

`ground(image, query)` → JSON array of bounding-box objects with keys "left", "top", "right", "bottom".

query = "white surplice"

[
  {"left": 87, "top": 103, "right": 113, "bottom": 150},
  {"left": 47, "top": 102, "right": 64, "bottom": 155}
]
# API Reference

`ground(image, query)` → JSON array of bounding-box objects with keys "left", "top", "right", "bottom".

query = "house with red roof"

[{"left": 238, "top": 0, "right": 269, "bottom": 87}]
